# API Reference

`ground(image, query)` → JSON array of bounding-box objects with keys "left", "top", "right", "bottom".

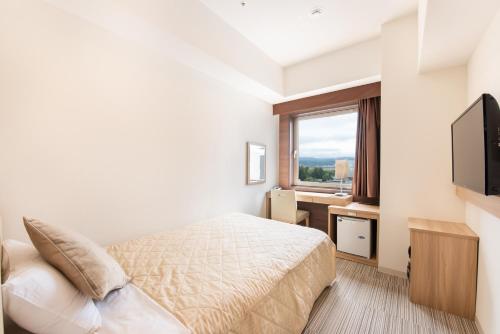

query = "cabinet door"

[
  {"left": 409, "top": 231, "right": 478, "bottom": 319},
  {"left": 409, "top": 231, "right": 440, "bottom": 306}
]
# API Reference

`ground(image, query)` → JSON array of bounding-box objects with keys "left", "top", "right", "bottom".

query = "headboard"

[{"left": 1, "top": 217, "right": 4, "bottom": 334}]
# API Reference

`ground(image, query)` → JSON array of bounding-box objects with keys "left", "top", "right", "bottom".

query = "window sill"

[{"left": 292, "top": 185, "right": 352, "bottom": 195}]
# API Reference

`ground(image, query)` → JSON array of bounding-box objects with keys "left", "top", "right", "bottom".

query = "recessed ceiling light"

[
  {"left": 240, "top": 1, "right": 247, "bottom": 7},
  {"left": 310, "top": 7, "right": 324, "bottom": 18}
]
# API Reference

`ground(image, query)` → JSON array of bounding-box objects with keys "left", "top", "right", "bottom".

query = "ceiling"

[
  {"left": 200, "top": 0, "right": 417, "bottom": 66},
  {"left": 418, "top": 0, "right": 500, "bottom": 72}
]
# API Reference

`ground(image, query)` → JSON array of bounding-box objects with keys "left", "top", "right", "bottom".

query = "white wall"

[
  {"left": 379, "top": 14, "right": 466, "bottom": 273},
  {"left": 466, "top": 8, "right": 500, "bottom": 334},
  {"left": 0, "top": 0, "right": 278, "bottom": 245},
  {"left": 284, "top": 38, "right": 381, "bottom": 97}
]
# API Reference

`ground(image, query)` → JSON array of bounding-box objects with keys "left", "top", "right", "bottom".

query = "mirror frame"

[{"left": 246, "top": 142, "right": 266, "bottom": 185}]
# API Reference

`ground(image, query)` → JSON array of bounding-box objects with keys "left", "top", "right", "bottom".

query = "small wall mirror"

[{"left": 247, "top": 142, "right": 266, "bottom": 185}]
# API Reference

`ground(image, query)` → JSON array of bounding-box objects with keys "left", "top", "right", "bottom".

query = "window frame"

[{"left": 292, "top": 105, "right": 359, "bottom": 191}]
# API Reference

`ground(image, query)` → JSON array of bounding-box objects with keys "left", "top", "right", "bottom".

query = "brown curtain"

[{"left": 353, "top": 96, "right": 381, "bottom": 204}]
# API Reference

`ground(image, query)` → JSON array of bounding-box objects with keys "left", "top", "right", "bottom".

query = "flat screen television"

[{"left": 452, "top": 94, "right": 500, "bottom": 195}]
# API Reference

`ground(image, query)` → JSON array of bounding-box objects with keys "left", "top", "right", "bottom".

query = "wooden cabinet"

[{"left": 408, "top": 218, "right": 479, "bottom": 319}]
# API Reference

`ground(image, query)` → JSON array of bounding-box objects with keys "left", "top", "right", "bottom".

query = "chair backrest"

[{"left": 271, "top": 189, "right": 297, "bottom": 223}]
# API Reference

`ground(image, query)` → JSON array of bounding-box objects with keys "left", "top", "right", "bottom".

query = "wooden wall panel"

[
  {"left": 273, "top": 82, "right": 381, "bottom": 116},
  {"left": 456, "top": 186, "right": 500, "bottom": 219},
  {"left": 275, "top": 82, "right": 381, "bottom": 191},
  {"left": 279, "top": 114, "right": 292, "bottom": 188}
]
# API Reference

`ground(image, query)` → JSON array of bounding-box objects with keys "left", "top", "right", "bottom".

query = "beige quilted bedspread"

[{"left": 107, "top": 213, "right": 336, "bottom": 334}]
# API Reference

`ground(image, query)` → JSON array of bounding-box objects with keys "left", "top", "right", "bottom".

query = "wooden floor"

[{"left": 303, "top": 259, "right": 479, "bottom": 334}]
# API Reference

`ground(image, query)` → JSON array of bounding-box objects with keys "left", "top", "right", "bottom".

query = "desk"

[
  {"left": 266, "top": 191, "right": 352, "bottom": 239},
  {"left": 328, "top": 203, "right": 380, "bottom": 267},
  {"left": 265, "top": 191, "right": 352, "bottom": 219}
]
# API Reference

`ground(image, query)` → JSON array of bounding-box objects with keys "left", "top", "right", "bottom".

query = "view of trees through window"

[{"left": 296, "top": 111, "right": 358, "bottom": 188}]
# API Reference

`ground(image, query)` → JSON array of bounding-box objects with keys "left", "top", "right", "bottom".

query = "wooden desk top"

[
  {"left": 328, "top": 202, "right": 380, "bottom": 219},
  {"left": 408, "top": 217, "right": 479, "bottom": 240},
  {"left": 266, "top": 190, "right": 353, "bottom": 206}
]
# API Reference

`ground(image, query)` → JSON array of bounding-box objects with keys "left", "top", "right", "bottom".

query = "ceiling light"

[
  {"left": 310, "top": 7, "right": 323, "bottom": 18},
  {"left": 240, "top": 1, "right": 247, "bottom": 6}
]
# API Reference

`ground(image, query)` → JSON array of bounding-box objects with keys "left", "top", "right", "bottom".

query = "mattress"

[{"left": 107, "top": 213, "right": 336, "bottom": 334}]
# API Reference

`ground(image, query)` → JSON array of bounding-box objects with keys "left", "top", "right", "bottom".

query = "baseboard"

[
  {"left": 378, "top": 266, "right": 407, "bottom": 279},
  {"left": 475, "top": 316, "right": 485, "bottom": 334}
]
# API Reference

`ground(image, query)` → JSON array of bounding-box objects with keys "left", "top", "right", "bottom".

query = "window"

[{"left": 293, "top": 107, "right": 358, "bottom": 190}]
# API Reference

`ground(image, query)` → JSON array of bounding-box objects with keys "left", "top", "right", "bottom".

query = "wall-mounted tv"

[{"left": 452, "top": 94, "right": 500, "bottom": 195}]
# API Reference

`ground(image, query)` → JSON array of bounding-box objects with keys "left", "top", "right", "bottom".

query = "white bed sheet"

[{"left": 96, "top": 283, "right": 190, "bottom": 334}]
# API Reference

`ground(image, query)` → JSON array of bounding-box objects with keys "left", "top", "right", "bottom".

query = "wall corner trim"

[{"left": 475, "top": 316, "right": 485, "bottom": 334}]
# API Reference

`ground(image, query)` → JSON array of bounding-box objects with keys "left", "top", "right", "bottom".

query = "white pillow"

[
  {"left": 2, "top": 240, "right": 102, "bottom": 334},
  {"left": 2, "top": 238, "right": 39, "bottom": 279}
]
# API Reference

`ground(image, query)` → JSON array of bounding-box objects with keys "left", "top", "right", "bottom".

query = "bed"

[{"left": 3, "top": 213, "right": 336, "bottom": 334}]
